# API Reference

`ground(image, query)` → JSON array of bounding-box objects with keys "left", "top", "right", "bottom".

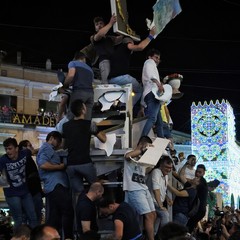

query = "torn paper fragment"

[
  {"left": 49, "top": 90, "right": 58, "bottom": 101},
  {"left": 94, "top": 133, "right": 117, "bottom": 156},
  {"left": 104, "top": 91, "right": 124, "bottom": 102},
  {"left": 98, "top": 95, "right": 115, "bottom": 111},
  {"left": 119, "top": 92, "right": 127, "bottom": 103}
]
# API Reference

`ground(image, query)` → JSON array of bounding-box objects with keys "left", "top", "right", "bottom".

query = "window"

[
  {"left": 38, "top": 99, "right": 58, "bottom": 117},
  {"left": 0, "top": 95, "right": 17, "bottom": 123}
]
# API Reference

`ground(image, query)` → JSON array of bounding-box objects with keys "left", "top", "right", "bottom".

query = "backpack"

[{"left": 188, "top": 195, "right": 200, "bottom": 218}]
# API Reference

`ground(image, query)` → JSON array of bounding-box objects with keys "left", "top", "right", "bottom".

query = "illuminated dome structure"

[{"left": 191, "top": 99, "right": 240, "bottom": 206}]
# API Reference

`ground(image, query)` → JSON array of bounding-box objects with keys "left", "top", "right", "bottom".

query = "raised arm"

[
  {"left": 127, "top": 27, "right": 156, "bottom": 52},
  {"left": 91, "top": 14, "right": 117, "bottom": 42},
  {"left": 124, "top": 142, "right": 146, "bottom": 161},
  {"left": 178, "top": 163, "right": 188, "bottom": 184}
]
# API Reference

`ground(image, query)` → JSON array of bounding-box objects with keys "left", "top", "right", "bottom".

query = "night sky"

[{"left": 1, "top": 0, "right": 240, "bottom": 140}]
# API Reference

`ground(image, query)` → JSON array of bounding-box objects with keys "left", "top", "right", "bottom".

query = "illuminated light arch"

[{"left": 191, "top": 99, "right": 240, "bottom": 206}]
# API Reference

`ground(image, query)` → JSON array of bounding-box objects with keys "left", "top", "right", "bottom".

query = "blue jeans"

[
  {"left": 66, "top": 163, "right": 97, "bottom": 194},
  {"left": 32, "top": 192, "right": 43, "bottom": 224},
  {"left": 163, "top": 122, "right": 172, "bottom": 139},
  {"left": 141, "top": 92, "right": 164, "bottom": 137},
  {"left": 22, "top": 192, "right": 43, "bottom": 225},
  {"left": 173, "top": 212, "right": 189, "bottom": 226},
  {"left": 155, "top": 204, "right": 170, "bottom": 232},
  {"left": 109, "top": 74, "right": 142, "bottom": 106},
  {"left": 5, "top": 192, "right": 38, "bottom": 229}
]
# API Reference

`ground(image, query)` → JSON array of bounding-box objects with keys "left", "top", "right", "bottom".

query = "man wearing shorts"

[{"left": 123, "top": 136, "right": 156, "bottom": 240}]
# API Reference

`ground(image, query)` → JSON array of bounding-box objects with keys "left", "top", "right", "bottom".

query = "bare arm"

[
  {"left": 127, "top": 27, "right": 156, "bottom": 52},
  {"left": 114, "top": 219, "right": 124, "bottom": 240},
  {"left": 179, "top": 164, "right": 188, "bottom": 184},
  {"left": 125, "top": 142, "right": 153, "bottom": 163},
  {"left": 92, "top": 122, "right": 107, "bottom": 143},
  {"left": 165, "top": 194, "right": 173, "bottom": 206},
  {"left": 151, "top": 78, "right": 164, "bottom": 92},
  {"left": 167, "top": 184, "right": 189, "bottom": 197},
  {"left": 32, "top": 148, "right": 39, "bottom": 156},
  {"left": 124, "top": 147, "right": 142, "bottom": 161},
  {"left": 92, "top": 14, "right": 117, "bottom": 42},
  {"left": 95, "top": 131, "right": 107, "bottom": 143},
  {"left": 153, "top": 189, "right": 167, "bottom": 210},
  {"left": 81, "top": 221, "right": 91, "bottom": 233},
  {"left": 172, "top": 170, "right": 181, "bottom": 182},
  {"left": 151, "top": 78, "right": 162, "bottom": 87},
  {"left": 221, "top": 224, "right": 230, "bottom": 239}
]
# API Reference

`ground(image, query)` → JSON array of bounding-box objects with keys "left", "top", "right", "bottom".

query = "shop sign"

[{"left": 12, "top": 114, "right": 56, "bottom": 127}]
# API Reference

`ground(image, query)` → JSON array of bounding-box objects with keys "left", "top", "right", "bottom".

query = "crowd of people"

[
  {"left": 0, "top": 105, "right": 16, "bottom": 123},
  {"left": 1, "top": 14, "right": 240, "bottom": 240},
  {"left": 1, "top": 135, "right": 240, "bottom": 240}
]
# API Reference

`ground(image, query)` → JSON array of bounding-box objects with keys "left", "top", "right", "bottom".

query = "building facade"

[{"left": 191, "top": 100, "right": 240, "bottom": 206}]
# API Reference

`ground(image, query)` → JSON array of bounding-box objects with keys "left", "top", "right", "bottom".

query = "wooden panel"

[{"left": 110, "top": 0, "right": 140, "bottom": 41}]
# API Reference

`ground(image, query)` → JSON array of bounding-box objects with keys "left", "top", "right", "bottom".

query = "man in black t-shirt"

[
  {"left": 62, "top": 99, "right": 106, "bottom": 196},
  {"left": 90, "top": 14, "right": 123, "bottom": 83},
  {"left": 186, "top": 164, "right": 208, "bottom": 233},
  {"left": 76, "top": 182, "right": 104, "bottom": 237},
  {"left": 98, "top": 195, "right": 143, "bottom": 240}
]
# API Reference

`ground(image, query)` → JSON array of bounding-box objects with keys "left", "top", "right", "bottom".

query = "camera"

[
  {"left": 209, "top": 209, "right": 225, "bottom": 237},
  {"left": 214, "top": 209, "right": 224, "bottom": 217}
]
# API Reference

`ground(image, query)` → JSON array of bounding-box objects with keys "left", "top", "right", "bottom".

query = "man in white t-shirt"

[
  {"left": 147, "top": 156, "right": 173, "bottom": 234},
  {"left": 175, "top": 152, "right": 186, "bottom": 172},
  {"left": 179, "top": 154, "right": 197, "bottom": 185},
  {"left": 123, "top": 136, "right": 156, "bottom": 240},
  {"left": 140, "top": 48, "right": 164, "bottom": 138}
]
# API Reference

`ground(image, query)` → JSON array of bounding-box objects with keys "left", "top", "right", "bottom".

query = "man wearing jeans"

[
  {"left": 0, "top": 138, "right": 38, "bottom": 230},
  {"left": 140, "top": 48, "right": 164, "bottom": 138},
  {"left": 147, "top": 156, "right": 173, "bottom": 235},
  {"left": 90, "top": 14, "right": 123, "bottom": 83},
  {"left": 108, "top": 27, "right": 156, "bottom": 116},
  {"left": 62, "top": 51, "right": 94, "bottom": 121},
  {"left": 186, "top": 164, "right": 208, "bottom": 234}
]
